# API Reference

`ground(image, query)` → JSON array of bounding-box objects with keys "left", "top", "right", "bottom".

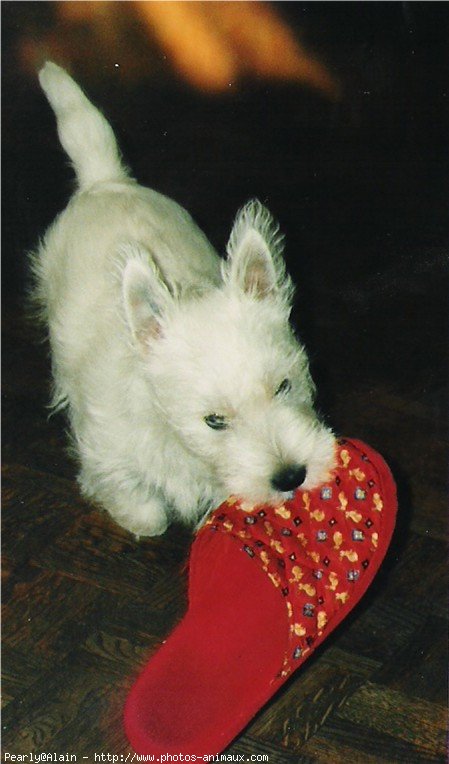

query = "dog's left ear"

[
  {"left": 224, "top": 199, "right": 293, "bottom": 303},
  {"left": 120, "top": 243, "right": 174, "bottom": 354}
]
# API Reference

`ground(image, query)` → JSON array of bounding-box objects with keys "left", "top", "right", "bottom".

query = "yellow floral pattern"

[{"left": 202, "top": 438, "right": 391, "bottom": 680}]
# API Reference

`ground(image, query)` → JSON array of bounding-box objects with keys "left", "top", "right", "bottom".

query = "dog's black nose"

[{"left": 271, "top": 464, "right": 307, "bottom": 493}]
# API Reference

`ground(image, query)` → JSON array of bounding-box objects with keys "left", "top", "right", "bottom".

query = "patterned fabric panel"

[{"left": 200, "top": 439, "right": 385, "bottom": 678}]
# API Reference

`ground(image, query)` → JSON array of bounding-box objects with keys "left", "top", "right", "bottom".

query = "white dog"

[{"left": 31, "top": 62, "right": 335, "bottom": 537}]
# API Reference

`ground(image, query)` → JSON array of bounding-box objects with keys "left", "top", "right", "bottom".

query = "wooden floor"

[{"left": 2, "top": 4, "right": 448, "bottom": 761}]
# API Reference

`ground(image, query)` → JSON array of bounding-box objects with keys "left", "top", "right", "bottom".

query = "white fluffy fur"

[{"left": 31, "top": 62, "right": 336, "bottom": 537}]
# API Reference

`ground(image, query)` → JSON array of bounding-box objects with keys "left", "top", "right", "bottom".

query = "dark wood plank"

[
  {"left": 338, "top": 682, "right": 446, "bottom": 760},
  {"left": 249, "top": 663, "right": 365, "bottom": 752},
  {"left": 302, "top": 715, "right": 446, "bottom": 763},
  {"left": 374, "top": 614, "right": 448, "bottom": 705}
]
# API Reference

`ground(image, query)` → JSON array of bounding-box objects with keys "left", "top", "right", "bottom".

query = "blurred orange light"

[
  {"left": 20, "top": 0, "right": 339, "bottom": 98},
  {"left": 135, "top": 0, "right": 339, "bottom": 96},
  {"left": 135, "top": 1, "right": 239, "bottom": 92}
]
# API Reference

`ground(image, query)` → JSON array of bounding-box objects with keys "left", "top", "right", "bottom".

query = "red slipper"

[{"left": 124, "top": 438, "right": 397, "bottom": 756}]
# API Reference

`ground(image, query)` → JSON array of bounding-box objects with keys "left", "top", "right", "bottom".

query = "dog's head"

[{"left": 122, "top": 200, "right": 335, "bottom": 503}]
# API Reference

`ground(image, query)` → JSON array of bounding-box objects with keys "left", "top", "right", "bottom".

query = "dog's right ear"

[
  {"left": 223, "top": 199, "right": 293, "bottom": 306},
  {"left": 121, "top": 245, "right": 173, "bottom": 353}
]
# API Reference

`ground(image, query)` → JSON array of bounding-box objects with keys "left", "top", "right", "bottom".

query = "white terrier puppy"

[{"left": 31, "top": 62, "right": 335, "bottom": 537}]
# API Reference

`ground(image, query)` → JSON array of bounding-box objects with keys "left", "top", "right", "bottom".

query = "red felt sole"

[
  {"left": 124, "top": 532, "right": 287, "bottom": 756},
  {"left": 124, "top": 439, "right": 397, "bottom": 756}
]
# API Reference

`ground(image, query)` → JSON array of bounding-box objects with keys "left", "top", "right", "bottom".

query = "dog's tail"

[{"left": 39, "top": 61, "right": 129, "bottom": 189}]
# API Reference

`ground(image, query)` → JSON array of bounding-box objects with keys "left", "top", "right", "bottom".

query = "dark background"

[{"left": 2, "top": 2, "right": 448, "bottom": 760}]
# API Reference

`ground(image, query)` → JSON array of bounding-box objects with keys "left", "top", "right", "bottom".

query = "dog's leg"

[
  {"left": 79, "top": 467, "right": 169, "bottom": 537},
  {"left": 106, "top": 490, "right": 169, "bottom": 539}
]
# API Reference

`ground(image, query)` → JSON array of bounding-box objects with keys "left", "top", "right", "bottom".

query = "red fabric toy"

[{"left": 124, "top": 438, "right": 397, "bottom": 756}]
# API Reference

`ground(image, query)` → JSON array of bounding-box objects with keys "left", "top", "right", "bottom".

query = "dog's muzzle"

[{"left": 271, "top": 464, "right": 307, "bottom": 493}]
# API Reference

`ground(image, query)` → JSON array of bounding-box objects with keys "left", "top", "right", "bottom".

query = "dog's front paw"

[{"left": 113, "top": 497, "right": 169, "bottom": 539}]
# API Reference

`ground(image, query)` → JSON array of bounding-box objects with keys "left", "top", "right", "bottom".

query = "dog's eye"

[
  {"left": 275, "top": 378, "right": 292, "bottom": 396},
  {"left": 204, "top": 414, "right": 229, "bottom": 431}
]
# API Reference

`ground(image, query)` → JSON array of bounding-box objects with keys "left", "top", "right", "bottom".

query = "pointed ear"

[
  {"left": 224, "top": 199, "right": 293, "bottom": 302},
  {"left": 121, "top": 243, "right": 174, "bottom": 354}
]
